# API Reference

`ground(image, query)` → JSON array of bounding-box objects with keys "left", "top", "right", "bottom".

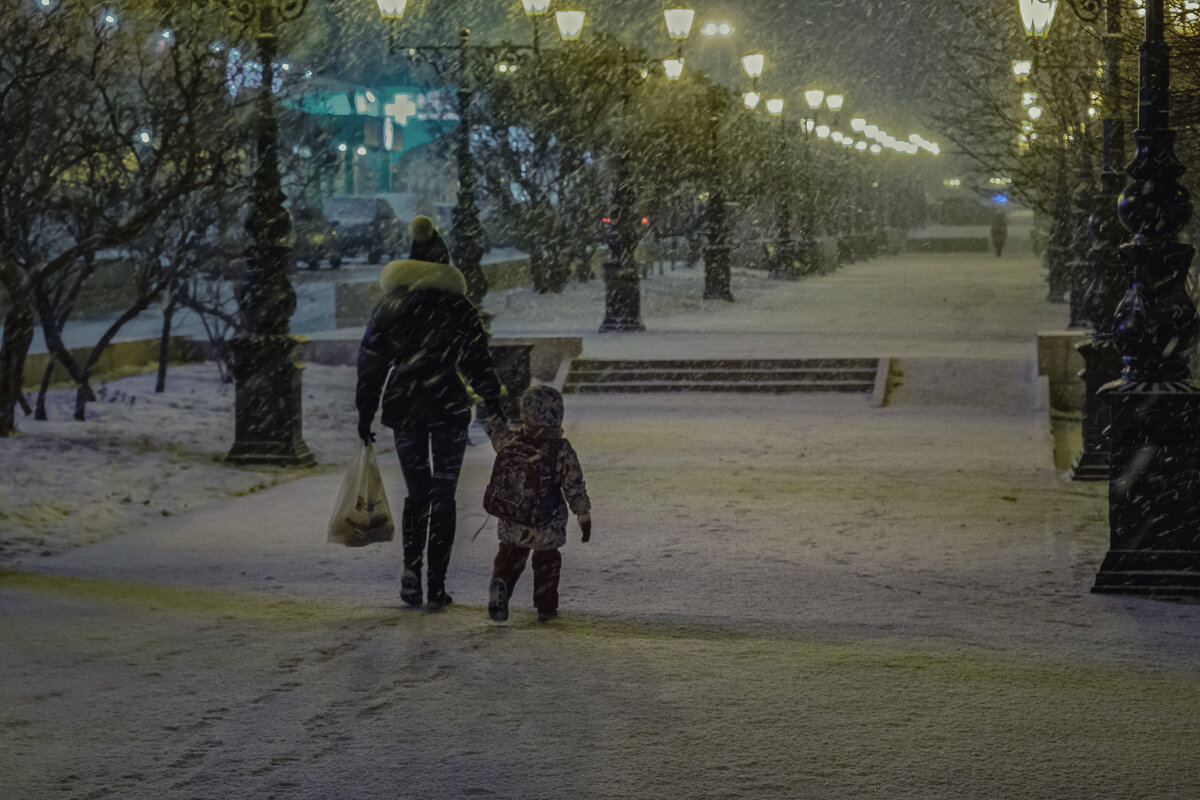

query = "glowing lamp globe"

[
  {"left": 376, "top": 0, "right": 406, "bottom": 19},
  {"left": 557, "top": 10, "right": 585, "bottom": 40},
  {"left": 1018, "top": 0, "right": 1058, "bottom": 36},
  {"left": 663, "top": 8, "right": 696, "bottom": 39},
  {"left": 741, "top": 53, "right": 765, "bottom": 79}
]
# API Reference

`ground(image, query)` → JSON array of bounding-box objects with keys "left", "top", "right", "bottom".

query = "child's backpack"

[{"left": 484, "top": 436, "right": 564, "bottom": 528}]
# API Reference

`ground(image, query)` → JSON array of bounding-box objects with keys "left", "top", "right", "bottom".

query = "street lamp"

[
  {"left": 520, "top": 0, "right": 551, "bottom": 52},
  {"left": 374, "top": 2, "right": 553, "bottom": 307},
  {"left": 1071, "top": 0, "right": 1128, "bottom": 482},
  {"left": 819, "top": 92, "right": 852, "bottom": 262},
  {"left": 761, "top": 96, "right": 801, "bottom": 280},
  {"left": 660, "top": 6, "right": 734, "bottom": 300},
  {"left": 219, "top": 0, "right": 315, "bottom": 467},
  {"left": 1014, "top": 0, "right": 1129, "bottom": 480},
  {"left": 1092, "top": 0, "right": 1200, "bottom": 596},
  {"left": 559, "top": 10, "right": 679, "bottom": 331}
]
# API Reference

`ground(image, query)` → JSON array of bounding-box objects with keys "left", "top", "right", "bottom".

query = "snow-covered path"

[{"left": 4, "top": 221, "right": 1200, "bottom": 799}]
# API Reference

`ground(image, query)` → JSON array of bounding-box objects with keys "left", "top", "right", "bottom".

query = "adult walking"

[{"left": 356, "top": 221, "right": 505, "bottom": 611}]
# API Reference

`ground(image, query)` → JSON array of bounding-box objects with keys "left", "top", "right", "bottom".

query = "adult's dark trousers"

[
  {"left": 394, "top": 424, "right": 469, "bottom": 596},
  {"left": 492, "top": 542, "right": 562, "bottom": 614}
]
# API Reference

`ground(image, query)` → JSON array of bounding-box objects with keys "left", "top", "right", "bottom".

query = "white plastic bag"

[{"left": 328, "top": 443, "right": 395, "bottom": 547}]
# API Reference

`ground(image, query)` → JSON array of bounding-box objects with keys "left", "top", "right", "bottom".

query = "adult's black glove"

[
  {"left": 484, "top": 397, "right": 507, "bottom": 424},
  {"left": 358, "top": 419, "right": 376, "bottom": 446}
]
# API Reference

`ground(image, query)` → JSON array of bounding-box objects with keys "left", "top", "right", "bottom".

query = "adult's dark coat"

[{"left": 356, "top": 259, "right": 504, "bottom": 432}]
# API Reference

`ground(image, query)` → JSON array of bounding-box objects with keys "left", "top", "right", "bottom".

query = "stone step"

[
  {"left": 564, "top": 381, "right": 875, "bottom": 394},
  {"left": 568, "top": 358, "right": 877, "bottom": 371},
  {"left": 563, "top": 358, "right": 881, "bottom": 395},
  {"left": 565, "top": 369, "right": 875, "bottom": 384}
]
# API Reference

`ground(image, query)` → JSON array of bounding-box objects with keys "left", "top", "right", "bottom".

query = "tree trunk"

[
  {"left": 36, "top": 358, "right": 54, "bottom": 420},
  {"left": 75, "top": 296, "right": 153, "bottom": 421},
  {"left": 0, "top": 304, "right": 35, "bottom": 436},
  {"left": 529, "top": 247, "right": 552, "bottom": 293},
  {"left": 156, "top": 298, "right": 176, "bottom": 393}
]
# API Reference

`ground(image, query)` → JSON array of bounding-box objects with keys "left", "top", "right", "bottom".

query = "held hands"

[
  {"left": 580, "top": 516, "right": 592, "bottom": 543},
  {"left": 484, "top": 413, "right": 510, "bottom": 438}
]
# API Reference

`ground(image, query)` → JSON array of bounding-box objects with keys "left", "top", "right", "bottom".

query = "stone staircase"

[{"left": 562, "top": 358, "right": 884, "bottom": 395}]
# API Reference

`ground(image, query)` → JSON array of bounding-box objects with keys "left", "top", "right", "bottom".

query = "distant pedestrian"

[
  {"left": 356, "top": 254, "right": 506, "bottom": 611},
  {"left": 991, "top": 212, "right": 1008, "bottom": 257},
  {"left": 484, "top": 385, "right": 592, "bottom": 623},
  {"left": 409, "top": 214, "right": 452, "bottom": 266}
]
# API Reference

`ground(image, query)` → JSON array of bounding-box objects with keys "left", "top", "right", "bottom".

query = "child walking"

[{"left": 484, "top": 385, "right": 591, "bottom": 622}]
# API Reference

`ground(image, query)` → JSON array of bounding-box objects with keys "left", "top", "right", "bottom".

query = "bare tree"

[{"left": 0, "top": 1, "right": 240, "bottom": 435}]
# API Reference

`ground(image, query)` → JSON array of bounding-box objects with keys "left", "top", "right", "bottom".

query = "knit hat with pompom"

[{"left": 409, "top": 215, "right": 451, "bottom": 265}]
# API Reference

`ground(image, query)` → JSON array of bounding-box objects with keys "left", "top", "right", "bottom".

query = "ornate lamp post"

[
  {"left": 1092, "top": 0, "right": 1200, "bottom": 596},
  {"left": 802, "top": 89, "right": 827, "bottom": 273},
  {"left": 221, "top": 0, "right": 315, "bottom": 467},
  {"left": 821, "top": 91, "right": 852, "bottom": 263},
  {"left": 660, "top": 7, "right": 733, "bottom": 301},
  {"left": 1072, "top": 0, "right": 1128, "bottom": 481},
  {"left": 1015, "top": 0, "right": 1129, "bottom": 481},
  {"left": 763, "top": 95, "right": 801, "bottom": 280},
  {"left": 520, "top": 0, "right": 551, "bottom": 53},
  {"left": 595, "top": 54, "right": 648, "bottom": 332},
  {"left": 574, "top": 7, "right": 684, "bottom": 331},
  {"left": 1019, "top": 1, "right": 1071, "bottom": 304},
  {"left": 374, "top": 0, "right": 557, "bottom": 307}
]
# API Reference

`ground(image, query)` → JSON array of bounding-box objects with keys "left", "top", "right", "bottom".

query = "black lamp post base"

[
  {"left": 703, "top": 244, "right": 733, "bottom": 302},
  {"left": 1092, "top": 384, "right": 1200, "bottom": 597},
  {"left": 598, "top": 319, "right": 646, "bottom": 333},
  {"left": 599, "top": 261, "right": 644, "bottom": 333},
  {"left": 226, "top": 334, "right": 315, "bottom": 468},
  {"left": 227, "top": 439, "right": 315, "bottom": 467},
  {"left": 1092, "top": 550, "right": 1200, "bottom": 597}
]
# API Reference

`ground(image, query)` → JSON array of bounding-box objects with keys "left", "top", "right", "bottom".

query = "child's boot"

[{"left": 488, "top": 578, "right": 509, "bottom": 622}]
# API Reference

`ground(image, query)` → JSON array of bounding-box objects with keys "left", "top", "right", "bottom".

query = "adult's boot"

[
  {"left": 425, "top": 499, "right": 456, "bottom": 610},
  {"left": 400, "top": 498, "right": 429, "bottom": 607}
]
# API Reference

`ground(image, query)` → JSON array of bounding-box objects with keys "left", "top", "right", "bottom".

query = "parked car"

[
  {"left": 287, "top": 206, "right": 341, "bottom": 270},
  {"left": 321, "top": 196, "right": 406, "bottom": 264}
]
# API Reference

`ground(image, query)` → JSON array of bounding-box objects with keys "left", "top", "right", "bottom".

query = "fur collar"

[{"left": 379, "top": 259, "right": 467, "bottom": 296}]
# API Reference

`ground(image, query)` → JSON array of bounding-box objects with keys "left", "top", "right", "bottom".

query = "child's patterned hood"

[{"left": 520, "top": 385, "right": 563, "bottom": 437}]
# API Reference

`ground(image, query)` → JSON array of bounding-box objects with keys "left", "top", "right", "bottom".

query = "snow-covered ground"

[{"left": 4, "top": 221, "right": 1200, "bottom": 799}]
